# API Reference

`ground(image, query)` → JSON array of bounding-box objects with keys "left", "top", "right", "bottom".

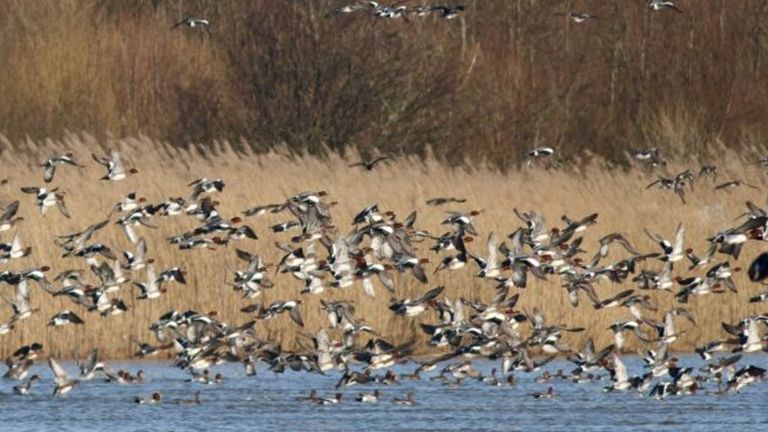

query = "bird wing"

[
  {"left": 289, "top": 307, "right": 304, "bottom": 327},
  {"left": 135, "top": 238, "right": 147, "bottom": 263},
  {"left": 613, "top": 354, "right": 629, "bottom": 383},
  {"left": 361, "top": 277, "right": 376, "bottom": 297},
  {"left": 487, "top": 232, "right": 498, "bottom": 270},
  {"left": 672, "top": 223, "right": 685, "bottom": 256},
  {"left": 43, "top": 164, "right": 56, "bottom": 183},
  {"left": 110, "top": 151, "right": 126, "bottom": 177},
  {"left": 56, "top": 194, "right": 71, "bottom": 218},
  {"left": 49, "top": 358, "right": 70, "bottom": 385},
  {"left": 0, "top": 200, "right": 19, "bottom": 222},
  {"left": 376, "top": 271, "right": 395, "bottom": 293}
]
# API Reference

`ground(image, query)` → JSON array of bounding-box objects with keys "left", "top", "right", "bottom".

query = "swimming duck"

[
  {"left": 316, "top": 393, "right": 343, "bottom": 405},
  {"left": 531, "top": 387, "right": 555, "bottom": 399},
  {"left": 535, "top": 371, "right": 552, "bottom": 384},
  {"left": 175, "top": 391, "right": 202, "bottom": 405},
  {"left": 296, "top": 389, "right": 320, "bottom": 402},
  {"left": 392, "top": 391, "right": 416, "bottom": 405},
  {"left": 134, "top": 392, "right": 162, "bottom": 404},
  {"left": 356, "top": 389, "right": 380, "bottom": 402},
  {"left": 187, "top": 369, "right": 213, "bottom": 384},
  {"left": 481, "top": 368, "right": 500, "bottom": 386},
  {"left": 379, "top": 369, "right": 400, "bottom": 385}
]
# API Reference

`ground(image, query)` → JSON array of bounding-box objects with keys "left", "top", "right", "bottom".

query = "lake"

[{"left": 0, "top": 355, "right": 765, "bottom": 432}]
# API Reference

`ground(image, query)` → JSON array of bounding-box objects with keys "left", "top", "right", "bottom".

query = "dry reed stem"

[{"left": 0, "top": 134, "right": 766, "bottom": 359}]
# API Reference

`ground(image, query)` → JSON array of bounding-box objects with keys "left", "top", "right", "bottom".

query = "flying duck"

[
  {"left": 648, "top": 0, "right": 683, "bottom": 13},
  {"left": 20, "top": 187, "right": 70, "bottom": 218},
  {"left": 50, "top": 358, "right": 79, "bottom": 396},
  {"left": 92, "top": 151, "right": 138, "bottom": 181},
  {"left": 41, "top": 153, "right": 83, "bottom": 183}
]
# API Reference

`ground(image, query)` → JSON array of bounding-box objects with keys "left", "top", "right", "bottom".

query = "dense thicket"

[{"left": 1, "top": 0, "right": 766, "bottom": 165}]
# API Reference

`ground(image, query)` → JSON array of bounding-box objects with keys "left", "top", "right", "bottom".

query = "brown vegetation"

[
  {"left": 1, "top": 1, "right": 768, "bottom": 165},
  {"left": 0, "top": 135, "right": 767, "bottom": 359}
]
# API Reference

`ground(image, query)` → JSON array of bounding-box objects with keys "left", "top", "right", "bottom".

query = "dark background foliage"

[{"left": 0, "top": 0, "right": 766, "bottom": 165}]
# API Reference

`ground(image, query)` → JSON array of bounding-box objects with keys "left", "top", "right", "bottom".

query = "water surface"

[{"left": 1, "top": 355, "right": 765, "bottom": 432}]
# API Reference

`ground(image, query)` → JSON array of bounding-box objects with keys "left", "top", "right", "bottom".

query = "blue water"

[{"left": 0, "top": 355, "right": 765, "bottom": 432}]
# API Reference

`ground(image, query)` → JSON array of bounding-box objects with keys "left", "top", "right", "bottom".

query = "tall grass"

[{"left": 0, "top": 134, "right": 767, "bottom": 359}]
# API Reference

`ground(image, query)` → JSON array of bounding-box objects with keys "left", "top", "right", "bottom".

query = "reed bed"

[
  {"left": 3, "top": 1, "right": 768, "bottom": 165},
  {"left": 0, "top": 134, "right": 766, "bottom": 359}
]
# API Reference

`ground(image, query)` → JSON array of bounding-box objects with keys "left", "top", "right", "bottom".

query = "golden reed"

[{"left": 0, "top": 134, "right": 765, "bottom": 359}]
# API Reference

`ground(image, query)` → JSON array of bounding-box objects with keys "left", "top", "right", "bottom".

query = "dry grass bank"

[{"left": 0, "top": 134, "right": 766, "bottom": 359}]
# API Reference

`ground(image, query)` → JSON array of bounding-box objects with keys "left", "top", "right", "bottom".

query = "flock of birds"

[
  {"left": 1, "top": 143, "right": 768, "bottom": 407},
  {"left": 168, "top": 0, "right": 686, "bottom": 36},
  {"left": 0, "top": 0, "right": 765, "bottom": 409}
]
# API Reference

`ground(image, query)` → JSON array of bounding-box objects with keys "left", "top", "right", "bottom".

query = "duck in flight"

[
  {"left": 41, "top": 153, "right": 83, "bottom": 183},
  {"left": 554, "top": 11, "right": 597, "bottom": 23},
  {"left": 648, "top": 0, "right": 683, "bottom": 13},
  {"left": 171, "top": 17, "right": 212, "bottom": 35},
  {"left": 349, "top": 156, "right": 391, "bottom": 171}
]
